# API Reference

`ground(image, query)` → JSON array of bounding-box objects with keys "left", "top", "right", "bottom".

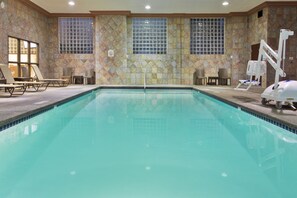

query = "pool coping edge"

[
  {"left": 193, "top": 87, "right": 297, "bottom": 134},
  {"left": 0, "top": 87, "right": 100, "bottom": 131},
  {"left": 1, "top": 85, "right": 297, "bottom": 134}
]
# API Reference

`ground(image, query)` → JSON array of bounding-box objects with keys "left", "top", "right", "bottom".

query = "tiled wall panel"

[
  {"left": 1, "top": 1, "right": 296, "bottom": 86},
  {"left": 0, "top": 0, "right": 49, "bottom": 74},
  {"left": 95, "top": 15, "right": 128, "bottom": 85},
  {"left": 247, "top": 8, "right": 269, "bottom": 87},
  {"left": 47, "top": 18, "right": 95, "bottom": 79},
  {"left": 127, "top": 18, "right": 181, "bottom": 85},
  {"left": 267, "top": 7, "right": 297, "bottom": 85}
]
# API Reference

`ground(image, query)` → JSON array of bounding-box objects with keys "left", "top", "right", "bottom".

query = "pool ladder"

[{"left": 143, "top": 68, "right": 146, "bottom": 92}]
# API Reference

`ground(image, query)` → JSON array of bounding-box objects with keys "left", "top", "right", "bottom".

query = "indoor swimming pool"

[{"left": 0, "top": 89, "right": 297, "bottom": 198}]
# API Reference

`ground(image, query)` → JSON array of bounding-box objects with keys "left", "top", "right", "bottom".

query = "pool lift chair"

[
  {"left": 234, "top": 60, "right": 266, "bottom": 91},
  {"left": 258, "top": 29, "right": 297, "bottom": 110}
]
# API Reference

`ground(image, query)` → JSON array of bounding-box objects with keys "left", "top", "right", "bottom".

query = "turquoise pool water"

[{"left": 0, "top": 89, "right": 297, "bottom": 198}]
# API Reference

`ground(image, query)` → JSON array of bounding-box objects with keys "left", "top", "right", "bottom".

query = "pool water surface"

[{"left": 0, "top": 89, "right": 297, "bottom": 198}]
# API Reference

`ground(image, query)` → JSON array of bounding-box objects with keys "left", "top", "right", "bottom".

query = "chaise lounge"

[
  {"left": 0, "top": 84, "right": 26, "bottom": 97},
  {"left": 31, "top": 65, "right": 69, "bottom": 87},
  {"left": 0, "top": 64, "right": 49, "bottom": 92}
]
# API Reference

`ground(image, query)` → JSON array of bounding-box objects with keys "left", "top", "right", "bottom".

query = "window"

[
  {"left": 59, "top": 17, "right": 94, "bottom": 54},
  {"left": 190, "top": 18, "right": 225, "bottom": 55},
  {"left": 133, "top": 18, "right": 167, "bottom": 54},
  {"left": 8, "top": 37, "right": 39, "bottom": 78}
]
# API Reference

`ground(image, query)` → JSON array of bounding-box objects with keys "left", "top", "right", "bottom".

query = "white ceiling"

[{"left": 30, "top": 0, "right": 296, "bottom": 14}]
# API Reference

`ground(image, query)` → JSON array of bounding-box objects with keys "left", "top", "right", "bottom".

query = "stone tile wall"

[
  {"left": 227, "top": 16, "right": 251, "bottom": 86},
  {"left": 48, "top": 15, "right": 251, "bottom": 86},
  {"left": 247, "top": 8, "right": 269, "bottom": 87},
  {"left": 181, "top": 18, "right": 231, "bottom": 85},
  {"left": 0, "top": 0, "right": 49, "bottom": 74},
  {"left": 182, "top": 16, "right": 250, "bottom": 86},
  {"left": 2, "top": 1, "right": 296, "bottom": 86},
  {"left": 95, "top": 15, "right": 128, "bottom": 85},
  {"left": 47, "top": 18, "right": 95, "bottom": 79},
  {"left": 126, "top": 16, "right": 250, "bottom": 86},
  {"left": 267, "top": 6, "right": 297, "bottom": 85},
  {"left": 248, "top": 8, "right": 268, "bottom": 46},
  {"left": 127, "top": 18, "right": 182, "bottom": 85},
  {"left": 246, "top": 6, "right": 297, "bottom": 87}
]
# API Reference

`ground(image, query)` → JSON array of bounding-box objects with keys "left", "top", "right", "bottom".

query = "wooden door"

[
  {"left": 251, "top": 43, "right": 260, "bottom": 60},
  {"left": 251, "top": 43, "right": 262, "bottom": 84}
]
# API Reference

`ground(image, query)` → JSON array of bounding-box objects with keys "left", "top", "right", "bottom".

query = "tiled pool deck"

[
  {"left": 0, "top": 85, "right": 297, "bottom": 133},
  {"left": 194, "top": 86, "right": 297, "bottom": 133},
  {"left": 0, "top": 85, "right": 99, "bottom": 128}
]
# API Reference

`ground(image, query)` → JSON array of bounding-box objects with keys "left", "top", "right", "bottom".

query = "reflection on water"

[
  {"left": 0, "top": 123, "right": 38, "bottom": 144},
  {"left": 197, "top": 93, "right": 297, "bottom": 197},
  {"left": 0, "top": 89, "right": 297, "bottom": 198}
]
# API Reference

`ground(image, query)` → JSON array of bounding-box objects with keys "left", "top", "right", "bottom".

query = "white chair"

[{"left": 235, "top": 60, "right": 266, "bottom": 91}]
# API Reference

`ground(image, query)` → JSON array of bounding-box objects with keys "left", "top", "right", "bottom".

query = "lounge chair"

[
  {"left": 31, "top": 65, "right": 69, "bottom": 87},
  {"left": 0, "top": 84, "right": 26, "bottom": 97},
  {"left": 0, "top": 64, "right": 49, "bottom": 92}
]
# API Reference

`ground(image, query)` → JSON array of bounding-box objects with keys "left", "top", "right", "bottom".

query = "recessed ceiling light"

[
  {"left": 145, "top": 5, "right": 151, "bottom": 10},
  {"left": 68, "top": 1, "right": 75, "bottom": 6},
  {"left": 222, "top": 1, "right": 229, "bottom": 6}
]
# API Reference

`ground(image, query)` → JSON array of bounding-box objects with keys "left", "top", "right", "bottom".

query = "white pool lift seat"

[{"left": 235, "top": 60, "right": 266, "bottom": 91}]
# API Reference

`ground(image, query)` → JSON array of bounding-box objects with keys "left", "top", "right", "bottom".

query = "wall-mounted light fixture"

[
  {"left": 68, "top": 1, "right": 75, "bottom": 6},
  {"left": 0, "top": 1, "right": 5, "bottom": 9},
  {"left": 222, "top": 1, "right": 229, "bottom": 6},
  {"left": 145, "top": 5, "right": 151, "bottom": 10}
]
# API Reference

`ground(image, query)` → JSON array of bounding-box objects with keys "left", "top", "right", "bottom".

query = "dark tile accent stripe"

[
  {"left": 0, "top": 87, "right": 100, "bottom": 132},
  {"left": 240, "top": 109, "right": 297, "bottom": 134},
  {"left": 1, "top": 86, "right": 296, "bottom": 135},
  {"left": 98, "top": 86, "right": 192, "bottom": 90},
  {"left": 0, "top": 107, "right": 53, "bottom": 132}
]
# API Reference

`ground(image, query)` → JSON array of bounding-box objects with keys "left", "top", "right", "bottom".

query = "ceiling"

[{"left": 30, "top": 0, "right": 296, "bottom": 14}]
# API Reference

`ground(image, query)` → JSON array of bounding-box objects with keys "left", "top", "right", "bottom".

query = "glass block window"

[
  {"left": 133, "top": 18, "right": 167, "bottom": 54},
  {"left": 59, "top": 17, "right": 94, "bottom": 54},
  {"left": 190, "top": 18, "right": 225, "bottom": 55},
  {"left": 9, "top": 37, "right": 18, "bottom": 54}
]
